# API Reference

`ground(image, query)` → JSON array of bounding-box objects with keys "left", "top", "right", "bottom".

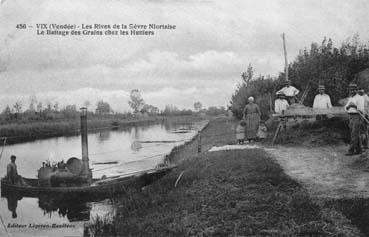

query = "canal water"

[{"left": 0, "top": 119, "right": 206, "bottom": 237}]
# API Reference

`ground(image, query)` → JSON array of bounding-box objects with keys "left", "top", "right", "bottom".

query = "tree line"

[
  {"left": 0, "top": 90, "right": 226, "bottom": 123},
  {"left": 231, "top": 34, "right": 369, "bottom": 119},
  {"left": 0, "top": 99, "right": 117, "bottom": 122}
]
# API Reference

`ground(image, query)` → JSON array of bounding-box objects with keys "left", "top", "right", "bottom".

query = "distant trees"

[
  {"left": 162, "top": 104, "right": 192, "bottom": 116},
  {"left": 13, "top": 101, "right": 22, "bottom": 114},
  {"left": 205, "top": 106, "right": 226, "bottom": 116},
  {"left": 36, "top": 102, "right": 43, "bottom": 113},
  {"left": 163, "top": 104, "right": 179, "bottom": 115},
  {"left": 2, "top": 106, "right": 12, "bottom": 121},
  {"left": 141, "top": 104, "right": 159, "bottom": 114},
  {"left": 53, "top": 102, "right": 59, "bottom": 112},
  {"left": 28, "top": 95, "right": 37, "bottom": 112},
  {"left": 95, "top": 101, "right": 112, "bottom": 115},
  {"left": 128, "top": 89, "right": 145, "bottom": 113},
  {"left": 193, "top": 102, "right": 202, "bottom": 112}
]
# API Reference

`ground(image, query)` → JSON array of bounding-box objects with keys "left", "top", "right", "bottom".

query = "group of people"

[
  {"left": 236, "top": 80, "right": 369, "bottom": 155},
  {"left": 274, "top": 81, "right": 333, "bottom": 115},
  {"left": 274, "top": 81, "right": 369, "bottom": 156},
  {"left": 236, "top": 81, "right": 334, "bottom": 144}
]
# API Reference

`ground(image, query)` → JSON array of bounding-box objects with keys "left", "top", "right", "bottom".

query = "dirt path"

[{"left": 267, "top": 145, "right": 369, "bottom": 199}]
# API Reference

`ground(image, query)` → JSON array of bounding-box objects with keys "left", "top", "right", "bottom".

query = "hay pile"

[{"left": 276, "top": 117, "right": 349, "bottom": 146}]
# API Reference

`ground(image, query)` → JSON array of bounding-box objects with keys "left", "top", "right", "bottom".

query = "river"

[{"left": 0, "top": 119, "right": 207, "bottom": 237}]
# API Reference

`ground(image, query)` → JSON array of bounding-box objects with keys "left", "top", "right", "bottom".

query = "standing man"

[
  {"left": 313, "top": 85, "right": 332, "bottom": 109},
  {"left": 276, "top": 80, "right": 300, "bottom": 104},
  {"left": 358, "top": 89, "right": 369, "bottom": 149},
  {"left": 274, "top": 91, "right": 289, "bottom": 114},
  {"left": 345, "top": 83, "right": 365, "bottom": 156},
  {"left": 313, "top": 85, "right": 332, "bottom": 120},
  {"left": 7, "top": 155, "right": 18, "bottom": 184}
]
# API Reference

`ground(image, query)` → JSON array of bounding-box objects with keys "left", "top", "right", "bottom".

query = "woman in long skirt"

[{"left": 243, "top": 96, "right": 261, "bottom": 142}]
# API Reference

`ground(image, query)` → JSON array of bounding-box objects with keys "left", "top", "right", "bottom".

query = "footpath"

[{"left": 268, "top": 145, "right": 369, "bottom": 199}]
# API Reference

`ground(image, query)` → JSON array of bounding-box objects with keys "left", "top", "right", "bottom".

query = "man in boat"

[
  {"left": 276, "top": 80, "right": 300, "bottom": 104},
  {"left": 313, "top": 85, "right": 332, "bottom": 120},
  {"left": 345, "top": 83, "right": 365, "bottom": 156},
  {"left": 7, "top": 155, "right": 18, "bottom": 184},
  {"left": 274, "top": 91, "right": 289, "bottom": 114},
  {"left": 6, "top": 155, "right": 26, "bottom": 185}
]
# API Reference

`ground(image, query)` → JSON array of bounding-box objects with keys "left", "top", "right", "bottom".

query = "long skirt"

[
  {"left": 245, "top": 113, "right": 260, "bottom": 139},
  {"left": 349, "top": 114, "right": 362, "bottom": 153}
]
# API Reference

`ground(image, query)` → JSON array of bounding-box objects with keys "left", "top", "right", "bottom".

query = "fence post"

[{"left": 198, "top": 131, "right": 202, "bottom": 153}]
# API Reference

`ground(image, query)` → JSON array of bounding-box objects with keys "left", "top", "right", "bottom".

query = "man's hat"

[
  {"left": 276, "top": 91, "right": 285, "bottom": 96},
  {"left": 358, "top": 89, "right": 365, "bottom": 93}
]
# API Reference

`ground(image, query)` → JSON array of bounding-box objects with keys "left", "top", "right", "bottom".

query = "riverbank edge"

[
  {"left": 86, "top": 118, "right": 361, "bottom": 236},
  {"left": 0, "top": 115, "right": 203, "bottom": 145},
  {"left": 163, "top": 119, "right": 210, "bottom": 166}
]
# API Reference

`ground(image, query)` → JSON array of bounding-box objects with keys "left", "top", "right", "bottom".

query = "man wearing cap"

[
  {"left": 345, "top": 83, "right": 365, "bottom": 155},
  {"left": 274, "top": 91, "right": 289, "bottom": 114},
  {"left": 276, "top": 80, "right": 300, "bottom": 104},
  {"left": 313, "top": 85, "right": 332, "bottom": 109}
]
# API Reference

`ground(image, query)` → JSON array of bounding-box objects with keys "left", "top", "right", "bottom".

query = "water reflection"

[
  {"left": 131, "top": 126, "right": 140, "bottom": 140},
  {"left": 5, "top": 193, "right": 22, "bottom": 218},
  {"left": 97, "top": 131, "right": 111, "bottom": 143},
  {"left": 38, "top": 194, "right": 92, "bottom": 222},
  {"left": 3, "top": 193, "right": 105, "bottom": 222}
]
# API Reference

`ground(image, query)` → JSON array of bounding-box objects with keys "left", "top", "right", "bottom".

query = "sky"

[{"left": 0, "top": 0, "right": 369, "bottom": 112}]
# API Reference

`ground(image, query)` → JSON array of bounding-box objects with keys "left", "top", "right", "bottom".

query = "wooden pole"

[
  {"left": 269, "top": 93, "right": 273, "bottom": 113},
  {"left": 282, "top": 33, "right": 288, "bottom": 82},
  {"left": 198, "top": 132, "right": 202, "bottom": 153}
]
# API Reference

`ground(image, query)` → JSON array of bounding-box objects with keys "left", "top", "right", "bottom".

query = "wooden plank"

[
  {"left": 272, "top": 106, "right": 347, "bottom": 117},
  {"left": 271, "top": 122, "right": 283, "bottom": 146}
]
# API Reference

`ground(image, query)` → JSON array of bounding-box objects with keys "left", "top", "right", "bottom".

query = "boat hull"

[{"left": 1, "top": 167, "right": 173, "bottom": 198}]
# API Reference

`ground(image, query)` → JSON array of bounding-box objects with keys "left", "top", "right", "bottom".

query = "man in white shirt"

[
  {"left": 345, "top": 83, "right": 365, "bottom": 155},
  {"left": 274, "top": 91, "right": 289, "bottom": 114},
  {"left": 358, "top": 89, "right": 369, "bottom": 149},
  {"left": 313, "top": 85, "right": 332, "bottom": 120},
  {"left": 358, "top": 89, "right": 369, "bottom": 115},
  {"left": 313, "top": 85, "right": 332, "bottom": 109},
  {"left": 276, "top": 81, "right": 299, "bottom": 104}
]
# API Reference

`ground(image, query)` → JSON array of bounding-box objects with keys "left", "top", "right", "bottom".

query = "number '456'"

[{"left": 16, "top": 24, "right": 26, "bottom": 29}]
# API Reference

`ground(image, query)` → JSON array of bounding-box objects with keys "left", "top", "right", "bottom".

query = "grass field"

[{"left": 86, "top": 118, "right": 360, "bottom": 236}]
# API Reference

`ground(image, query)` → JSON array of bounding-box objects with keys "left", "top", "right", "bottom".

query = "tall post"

[
  {"left": 80, "top": 108, "right": 91, "bottom": 181},
  {"left": 282, "top": 33, "right": 288, "bottom": 82},
  {"left": 197, "top": 132, "right": 202, "bottom": 153}
]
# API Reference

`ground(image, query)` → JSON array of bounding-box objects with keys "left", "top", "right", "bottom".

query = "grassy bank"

[
  {"left": 0, "top": 115, "right": 203, "bottom": 145},
  {"left": 86, "top": 119, "right": 360, "bottom": 236}
]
